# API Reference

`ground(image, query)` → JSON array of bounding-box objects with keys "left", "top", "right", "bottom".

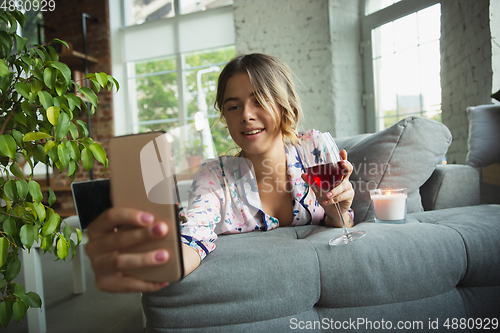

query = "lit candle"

[{"left": 369, "top": 188, "right": 407, "bottom": 222}]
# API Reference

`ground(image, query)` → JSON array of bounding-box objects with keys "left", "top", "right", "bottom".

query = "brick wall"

[
  {"left": 233, "top": 0, "right": 364, "bottom": 137},
  {"left": 44, "top": 0, "right": 114, "bottom": 184},
  {"left": 440, "top": 0, "right": 493, "bottom": 164}
]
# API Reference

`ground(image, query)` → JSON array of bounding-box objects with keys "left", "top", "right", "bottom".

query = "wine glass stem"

[{"left": 334, "top": 202, "right": 350, "bottom": 238}]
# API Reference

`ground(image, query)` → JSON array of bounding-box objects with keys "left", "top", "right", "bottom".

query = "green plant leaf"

[
  {"left": 22, "top": 132, "right": 52, "bottom": 142},
  {"left": 13, "top": 111, "right": 27, "bottom": 127},
  {"left": 20, "top": 224, "right": 35, "bottom": 250},
  {"left": 7, "top": 12, "right": 17, "bottom": 33},
  {"left": 66, "top": 160, "right": 77, "bottom": 177},
  {"left": 57, "top": 144, "right": 70, "bottom": 169},
  {"left": 42, "top": 212, "right": 58, "bottom": 236},
  {"left": 35, "top": 202, "right": 46, "bottom": 222},
  {"left": 33, "top": 144, "right": 47, "bottom": 164},
  {"left": 78, "top": 86, "right": 97, "bottom": 107},
  {"left": 80, "top": 147, "right": 94, "bottom": 171},
  {"left": 96, "top": 72, "right": 108, "bottom": 87},
  {"left": 56, "top": 237, "right": 69, "bottom": 260},
  {"left": 37, "top": 90, "right": 53, "bottom": 110},
  {"left": 65, "top": 93, "right": 80, "bottom": 111},
  {"left": 5, "top": 258, "right": 21, "bottom": 281},
  {"left": 12, "top": 300, "right": 27, "bottom": 322},
  {"left": 40, "top": 235, "right": 52, "bottom": 252},
  {"left": 55, "top": 112, "right": 70, "bottom": 140},
  {"left": 14, "top": 82, "right": 30, "bottom": 99},
  {"left": 0, "top": 278, "right": 5, "bottom": 290},
  {"left": 9, "top": 162, "right": 24, "bottom": 179},
  {"left": 55, "top": 81, "right": 67, "bottom": 97},
  {"left": 21, "top": 100, "right": 32, "bottom": 116},
  {"left": 31, "top": 79, "right": 43, "bottom": 93},
  {"left": 4, "top": 180, "right": 17, "bottom": 201},
  {"left": 46, "top": 106, "right": 60, "bottom": 126},
  {"left": 76, "top": 120, "right": 89, "bottom": 138},
  {"left": 50, "top": 62, "right": 71, "bottom": 84},
  {"left": 0, "top": 134, "right": 17, "bottom": 160},
  {"left": 69, "top": 122, "right": 79, "bottom": 140},
  {"left": 44, "top": 140, "right": 56, "bottom": 154},
  {"left": 0, "top": 237, "right": 8, "bottom": 268},
  {"left": 43, "top": 67, "right": 55, "bottom": 90},
  {"left": 76, "top": 228, "right": 82, "bottom": 246},
  {"left": 47, "top": 144, "right": 58, "bottom": 163},
  {"left": 26, "top": 292, "right": 42, "bottom": 308},
  {"left": 0, "top": 300, "right": 13, "bottom": 327},
  {"left": 52, "top": 38, "right": 69, "bottom": 50},
  {"left": 0, "top": 59, "right": 9, "bottom": 77},
  {"left": 14, "top": 35, "right": 27, "bottom": 53},
  {"left": 2, "top": 218, "right": 16, "bottom": 236},
  {"left": 48, "top": 188, "right": 56, "bottom": 206},
  {"left": 109, "top": 75, "right": 120, "bottom": 91},
  {"left": 16, "top": 179, "right": 28, "bottom": 200},
  {"left": 63, "top": 224, "right": 72, "bottom": 241},
  {"left": 89, "top": 143, "right": 106, "bottom": 166},
  {"left": 11, "top": 130, "right": 23, "bottom": 146},
  {"left": 47, "top": 45, "right": 59, "bottom": 62},
  {"left": 67, "top": 141, "right": 79, "bottom": 159},
  {"left": 28, "top": 180, "right": 43, "bottom": 202}
]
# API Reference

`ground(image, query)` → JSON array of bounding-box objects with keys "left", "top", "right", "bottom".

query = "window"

[
  {"left": 128, "top": 46, "right": 235, "bottom": 155},
  {"left": 362, "top": 0, "right": 441, "bottom": 131},
  {"left": 126, "top": 0, "right": 233, "bottom": 26},
  {"left": 110, "top": 0, "right": 235, "bottom": 159},
  {"left": 365, "top": 0, "right": 401, "bottom": 15}
]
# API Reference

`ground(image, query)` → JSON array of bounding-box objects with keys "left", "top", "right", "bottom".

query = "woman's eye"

[{"left": 227, "top": 105, "right": 239, "bottom": 111}]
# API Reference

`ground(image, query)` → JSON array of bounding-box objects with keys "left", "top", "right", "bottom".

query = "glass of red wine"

[{"left": 300, "top": 132, "right": 366, "bottom": 246}]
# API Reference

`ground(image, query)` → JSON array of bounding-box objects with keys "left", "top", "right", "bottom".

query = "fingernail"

[
  {"left": 159, "top": 282, "right": 169, "bottom": 288},
  {"left": 152, "top": 223, "right": 166, "bottom": 236},
  {"left": 155, "top": 250, "right": 168, "bottom": 262},
  {"left": 326, "top": 192, "right": 333, "bottom": 198},
  {"left": 141, "top": 213, "right": 154, "bottom": 224}
]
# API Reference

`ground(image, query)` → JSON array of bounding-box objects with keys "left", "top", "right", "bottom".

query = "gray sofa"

[{"left": 142, "top": 116, "right": 500, "bottom": 332}]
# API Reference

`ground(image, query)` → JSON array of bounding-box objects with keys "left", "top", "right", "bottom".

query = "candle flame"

[{"left": 386, "top": 190, "right": 392, "bottom": 196}]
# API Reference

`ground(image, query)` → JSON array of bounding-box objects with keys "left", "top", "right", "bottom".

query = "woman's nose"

[{"left": 241, "top": 102, "right": 257, "bottom": 122}]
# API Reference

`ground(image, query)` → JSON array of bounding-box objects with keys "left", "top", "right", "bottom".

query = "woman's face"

[{"left": 222, "top": 73, "right": 283, "bottom": 157}]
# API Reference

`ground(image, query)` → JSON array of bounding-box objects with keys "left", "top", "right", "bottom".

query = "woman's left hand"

[{"left": 301, "top": 149, "right": 355, "bottom": 228}]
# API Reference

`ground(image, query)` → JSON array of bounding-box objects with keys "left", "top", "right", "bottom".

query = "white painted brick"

[
  {"left": 233, "top": 0, "right": 363, "bottom": 137},
  {"left": 232, "top": 0, "right": 494, "bottom": 162},
  {"left": 441, "top": 0, "right": 492, "bottom": 164}
]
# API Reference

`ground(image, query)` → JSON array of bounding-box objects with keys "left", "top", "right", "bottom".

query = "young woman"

[{"left": 85, "top": 53, "right": 355, "bottom": 293}]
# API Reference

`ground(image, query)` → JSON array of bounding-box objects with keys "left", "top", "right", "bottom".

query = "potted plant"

[{"left": 0, "top": 9, "right": 118, "bottom": 327}]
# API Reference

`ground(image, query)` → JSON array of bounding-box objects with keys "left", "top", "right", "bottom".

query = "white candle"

[{"left": 369, "top": 189, "right": 407, "bottom": 221}]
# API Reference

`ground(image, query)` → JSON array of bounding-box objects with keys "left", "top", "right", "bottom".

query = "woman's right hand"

[{"left": 85, "top": 207, "right": 170, "bottom": 293}]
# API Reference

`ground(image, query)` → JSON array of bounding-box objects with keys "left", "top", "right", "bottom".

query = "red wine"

[{"left": 305, "top": 162, "right": 344, "bottom": 190}]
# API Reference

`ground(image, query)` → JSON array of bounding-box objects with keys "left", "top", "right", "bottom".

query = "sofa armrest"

[{"left": 420, "top": 164, "right": 480, "bottom": 211}]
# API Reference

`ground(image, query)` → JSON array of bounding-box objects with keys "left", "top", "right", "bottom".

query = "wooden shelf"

[
  {"left": 57, "top": 43, "right": 98, "bottom": 71},
  {"left": 41, "top": 186, "right": 72, "bottom": 193},
  {"left": 59, "top": 50, "right": 98, "bottom": 70}
]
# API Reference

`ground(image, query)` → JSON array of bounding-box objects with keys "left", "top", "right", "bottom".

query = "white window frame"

[
  {"left": 361, "top": 0, "right": 440, "bottom": 132},
  {"left": 109, "top": 0, "right": 234, "bottom": 136}
]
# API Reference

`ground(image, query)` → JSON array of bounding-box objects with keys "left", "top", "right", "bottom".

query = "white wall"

[
  {"left": 233, "top": 0, "right": 364, "bottom": 137},
  {"left": 491, "top": 0, "right": 500, "bottom": 96},
  {"left": 440, "top": 0, "right": 493, "bottom": 164}
]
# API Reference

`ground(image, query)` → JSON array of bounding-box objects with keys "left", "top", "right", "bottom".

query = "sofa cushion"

[
  {"left": 335, "top": 116, "right": 452, "bottom": 223},
  {"left": 143, "top": 227, "right": 321, "bottom": 329},
  {"left": 142, "top": 205, "right": 500, "bottom": 332},
  {"left": 466, "top": 104, "right": 500, "bottom": 168}
]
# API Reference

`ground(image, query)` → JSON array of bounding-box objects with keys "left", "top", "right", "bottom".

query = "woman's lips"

[{"left": 243, "top": 128, "right": 264, "bottom": 135}]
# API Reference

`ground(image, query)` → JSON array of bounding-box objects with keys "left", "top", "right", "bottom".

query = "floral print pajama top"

[{"left": 180, "top": 129, "right": 342, "bottom": 259}]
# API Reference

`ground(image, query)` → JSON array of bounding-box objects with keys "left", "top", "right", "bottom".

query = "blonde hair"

[{"left": 215, "top": 53, "right": 302, "bottom": 144}]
